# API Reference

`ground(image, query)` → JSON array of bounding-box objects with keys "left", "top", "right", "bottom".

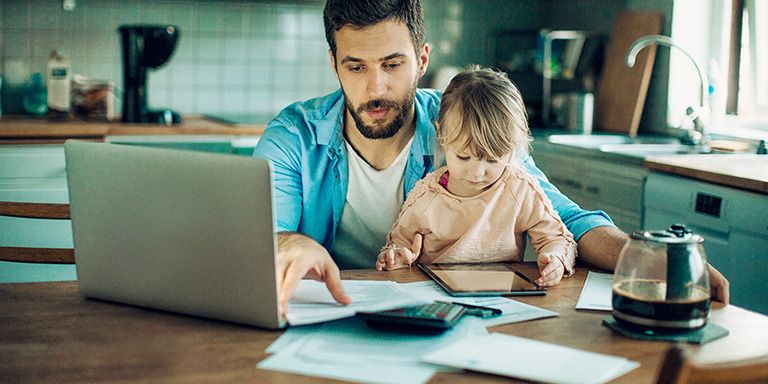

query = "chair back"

[
  {"left": 0, "top": 202, "right": 74, "bottom": 264},
  {"left": 656, "top": 343, "right": 768, "bottom": 384}
]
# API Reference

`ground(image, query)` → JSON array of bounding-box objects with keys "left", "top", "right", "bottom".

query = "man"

[{"left": 253, "top": 0, "right": 729, "bottom": 312}]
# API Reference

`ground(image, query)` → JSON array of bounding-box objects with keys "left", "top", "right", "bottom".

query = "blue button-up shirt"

[{"left": 253, "top": 89, "right": 614, "bottom": 255}]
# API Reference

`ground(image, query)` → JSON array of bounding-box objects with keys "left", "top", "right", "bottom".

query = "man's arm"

[
  {"left": 576, "top": 226, "right": 628, "bottom": 271},
  {"left": 254, "top": 121, "right": 350, "bottom": 309}
]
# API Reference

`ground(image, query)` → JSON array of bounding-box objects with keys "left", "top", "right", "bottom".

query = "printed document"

[
  {"left": 423, "top": 333, "right": 640, "bottom": 384},
  {"left": 286, "top": 280, "right": 428, "bottom": 325}
]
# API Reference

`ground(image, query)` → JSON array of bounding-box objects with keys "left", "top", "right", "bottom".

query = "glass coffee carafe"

[{"left": 612, "top": 224, "right": 710, "bottom": 333}]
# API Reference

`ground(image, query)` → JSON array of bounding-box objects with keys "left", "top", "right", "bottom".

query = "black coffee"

[{"left": 612, "top": 279, "right": 710, "bottom": 333}]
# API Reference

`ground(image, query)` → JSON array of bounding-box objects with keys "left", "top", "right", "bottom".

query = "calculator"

[{"left": 356, "top": 302, "right": 467, "bottom": 333}]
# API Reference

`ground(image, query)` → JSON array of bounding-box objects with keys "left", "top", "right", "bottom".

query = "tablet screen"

[{"left": 419, "top": 262, "right": 546, "bottom": 296}]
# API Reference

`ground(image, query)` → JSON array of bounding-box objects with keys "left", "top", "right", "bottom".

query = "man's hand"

[
  {"left": 277, "top": 232, "right": 351, "bottom": 314},
  {"left": 708, "top": 263, "right": 729, "bottom": 304}
]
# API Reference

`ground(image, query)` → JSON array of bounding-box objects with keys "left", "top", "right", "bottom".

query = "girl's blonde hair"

[{"left": 436, "top": 65, "right": 531, "bottom": 164}]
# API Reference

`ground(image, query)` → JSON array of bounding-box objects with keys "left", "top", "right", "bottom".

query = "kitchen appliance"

[
  {"left": 612, "top": 224, "right": 710, "bottom": 333},
  {"left": 118, "top": 24, "right": 181, "bottom": 124}
]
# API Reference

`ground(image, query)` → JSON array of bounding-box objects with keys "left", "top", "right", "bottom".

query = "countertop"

[
  {"left": 0, "top": 115, "right": 266, "bottom": 143},
  {"left": 531, "top": 131, "right": 767, "bottom": 194},
  {"left": 645, "top": 154, "right": 768, "bottom": 194}
]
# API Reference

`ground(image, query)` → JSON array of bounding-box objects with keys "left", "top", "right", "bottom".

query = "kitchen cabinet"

[
  {"left": 531, "top": 139, "right": 648, "bottom": 233},
  {"left": 645, "top": 172, "right": 768, "bottom": 315}
]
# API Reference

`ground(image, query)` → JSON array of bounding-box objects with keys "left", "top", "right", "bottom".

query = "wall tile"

[
  {"left": 3, "top": 2, "right": 28, "bottom": 29},
  {"left": 4, "top": 30, "right": 30, "bottom": 57},
  {"left": 2, "top": 0, "right": 554, "bottom": 117},
  {"left": 29, "top": 3, "right": 62, "bottom": 30}
]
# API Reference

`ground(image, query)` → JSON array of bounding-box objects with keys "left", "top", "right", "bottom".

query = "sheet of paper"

[
  {"left": 422, "top": 333, "right": 640, "bottom": 384},
  {"left": 259, "top": 331, "right": 437, "bottom": 384},
  {"left": 286, "top": 280, "right": 428, "bottom": 326},
  {"left": 296, "top": 315, "right": 487, "bottom": 364},
  {"left": 260, "top": 316, "right": 487, "bottom": 384},
  {"left": 575, "top": 271, "right": 614, "bottom": 311},
  {"left": 400, "top": 280, "right": 558, "bottom": 326}
]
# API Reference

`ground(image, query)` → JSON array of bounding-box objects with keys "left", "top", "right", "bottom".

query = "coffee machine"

[{"left": 118, "top": 25, "right": 181, "bottom": 124}]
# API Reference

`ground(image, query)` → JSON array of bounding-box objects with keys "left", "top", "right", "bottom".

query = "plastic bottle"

[
  {"left": 22, "top": 73, "right": 48, "bottom": 115},
  {"left": 707, "top": 60, "right": 724, "bottom": 128},
  {"left": 46, "top": 50, "right": 71, "bottom": 119}
]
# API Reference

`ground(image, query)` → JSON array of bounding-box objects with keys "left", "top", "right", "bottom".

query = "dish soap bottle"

[
  {"left": 22, "top": 73, "right": 48, "bottom": 115},
  {"left": 47, "top": 50, "right": 71, "bottom": 119}
]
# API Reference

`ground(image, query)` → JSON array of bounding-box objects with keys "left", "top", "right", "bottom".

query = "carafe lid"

[{"left": 630, "top": 224, "right": 703, "bottom": 244}]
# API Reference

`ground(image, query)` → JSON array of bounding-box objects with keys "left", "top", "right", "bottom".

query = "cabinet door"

[{"left": 530, "top": 151, "right": 588, "bottom": 206}]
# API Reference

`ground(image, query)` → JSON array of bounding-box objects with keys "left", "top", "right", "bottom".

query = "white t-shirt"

[{"left": 331, "top": 137, "right": 414, "bottom": 269}]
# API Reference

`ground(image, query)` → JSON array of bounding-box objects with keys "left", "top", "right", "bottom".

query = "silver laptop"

[{"left": 64, "top": 140, "right": 285, "bottom": 329}]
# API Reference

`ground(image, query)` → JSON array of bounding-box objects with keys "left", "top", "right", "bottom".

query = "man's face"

[{"left": 330, "top": 20, "right": 429, "bottom": 139}]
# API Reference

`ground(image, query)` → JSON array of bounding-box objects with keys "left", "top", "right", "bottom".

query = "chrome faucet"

[{"left": 626, "top": 35, "right": 710, "bottom": 145}]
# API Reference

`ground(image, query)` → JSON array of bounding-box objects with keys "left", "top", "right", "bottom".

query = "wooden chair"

[
  {"left": 656, "top": 343, "right": 768, "bottom": 384},
  {"left": 0, "top": 201, "right": 74, "bottom": 264}
]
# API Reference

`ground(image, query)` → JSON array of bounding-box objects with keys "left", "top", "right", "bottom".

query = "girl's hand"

[
  {"left": 536, "top": 254, "right": 565, "bottom": 286},
  {"left": 375, "top": 234, "right": 423, "bottom": 271}
]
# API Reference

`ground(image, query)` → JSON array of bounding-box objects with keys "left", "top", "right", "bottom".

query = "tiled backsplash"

[{"left": 0, "top": 0, "right": 551, "bottom": 118}]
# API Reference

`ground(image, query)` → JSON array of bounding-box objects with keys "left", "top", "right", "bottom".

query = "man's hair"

[
  {"left": 323, "top": 0, "right": 425, "bottom": 58},
  {"left": 436, "top": 65, "right": 531, "bottom": 163}
]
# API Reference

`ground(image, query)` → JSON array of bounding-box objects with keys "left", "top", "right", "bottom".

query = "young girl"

[{"left": 375, "top": 66, "right": 577, "bottom": 287}]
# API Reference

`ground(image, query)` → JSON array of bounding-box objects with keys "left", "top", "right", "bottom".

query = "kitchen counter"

[
  {"left": 0, "top": 115, "right": 267, "bottom": 144},
  {"left": 645, "top": 154, "right": 768, "bottom": 194}
]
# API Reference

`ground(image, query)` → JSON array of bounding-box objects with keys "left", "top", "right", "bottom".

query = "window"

[
  {"left": 731, "top": 0, "right": 768, "bottom": 123},
  {"left": 670, "top": 0, "right": 767, "bottom": 137}
]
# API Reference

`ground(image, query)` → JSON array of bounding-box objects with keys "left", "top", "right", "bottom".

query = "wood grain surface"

[
  {"left": 1, "top": 264, "right": 766, "bottom": 383},
  {"left": 645, "top": 154, "right": 768, "bottom": 194},
  {"left": 0, "top": 115, "right": 265, "bottom": 143}
]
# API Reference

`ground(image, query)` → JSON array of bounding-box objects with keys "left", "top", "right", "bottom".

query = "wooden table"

[{"left": 1, "top": 264, "right": 767, "bottom": 383}]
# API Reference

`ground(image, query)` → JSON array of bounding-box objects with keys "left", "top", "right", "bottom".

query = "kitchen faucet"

[{"left": 625, "top": 35, "right": 710, "bottom": 145}]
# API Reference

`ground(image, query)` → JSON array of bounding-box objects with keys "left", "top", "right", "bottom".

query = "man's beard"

[{"left": 343, "top": 81, "right": 417, "bottom": 140}]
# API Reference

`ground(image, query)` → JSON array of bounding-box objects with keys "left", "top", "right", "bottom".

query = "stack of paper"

[
  {"left": 422, "top": 333, "right": 639, "bottom": 384},
  {"left": 259, "top": 316, "right": 487, "bottom": 384},
  {"left": 286, "top": 280, "right": 428, "bottom": 325}
]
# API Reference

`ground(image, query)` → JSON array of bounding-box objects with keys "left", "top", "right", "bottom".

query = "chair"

[
  {"left": 0, "top": 201, "right": 74, "bottom": 264},
  {"left": 656, "top": 343, "right": 768, "bottom": 384}
]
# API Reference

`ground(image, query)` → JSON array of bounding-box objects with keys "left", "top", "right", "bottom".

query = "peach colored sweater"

[{"left": 384, "top": 165, "right": 577, "bottom": 276}]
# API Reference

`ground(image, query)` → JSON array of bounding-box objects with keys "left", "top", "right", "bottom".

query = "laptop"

[{"left": 64, "top": 140, "right": 285, "bottom": 329}]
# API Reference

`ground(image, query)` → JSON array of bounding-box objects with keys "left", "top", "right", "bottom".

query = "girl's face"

[{"left": 443, "top": 147, "right": 512, "bottom": 197}]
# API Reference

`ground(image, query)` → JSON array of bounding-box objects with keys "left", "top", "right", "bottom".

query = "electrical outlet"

[{"left": 63, "top": 0, "right": 76, "bottom": 11}]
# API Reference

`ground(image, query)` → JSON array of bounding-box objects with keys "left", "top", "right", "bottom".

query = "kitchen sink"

[
  {"left": 547, "top": 134, "right": 679, "bottom": 147},
  {"left": 598, "top": 143, "right": 713, "bottom": 155},
  {"left": 546, "top": 134, "right": 717, "bottom": 157}
]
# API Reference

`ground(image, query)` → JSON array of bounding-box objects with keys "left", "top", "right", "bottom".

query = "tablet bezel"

[{"left": 418, "top": 262, "right": 547, "bottom": 297}]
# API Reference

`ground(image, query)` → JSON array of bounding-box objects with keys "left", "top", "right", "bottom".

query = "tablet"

[{"left": 418, "top": 262, "right": 547, "bottom": 297}]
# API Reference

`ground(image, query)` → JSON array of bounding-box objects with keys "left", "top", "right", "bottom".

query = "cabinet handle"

[{"left": 586, "top": 186, "right": 600, "bottom": 194}]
